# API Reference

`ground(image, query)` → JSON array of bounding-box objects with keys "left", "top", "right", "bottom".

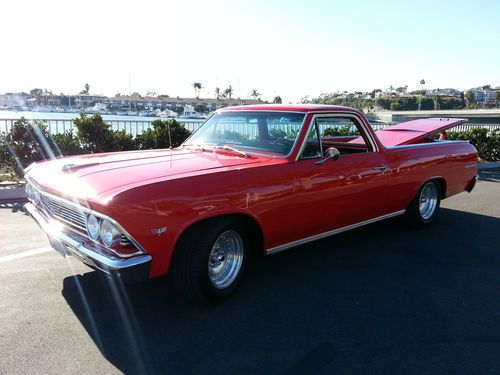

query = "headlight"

[
  {"left": 26, "top": 182, "right": 40, "bottom": 204},
  {"left": 86, "top": 214, "right": 100, "bottom": 240},
  {"left": 99, "top": 219, "right": 121, "bottom": 247},
  {"left": 32, "top": 186, "right": 40, "bottom": 204},
  {"left": 25, "top": 183, "right": 33, "bottom": 200}
]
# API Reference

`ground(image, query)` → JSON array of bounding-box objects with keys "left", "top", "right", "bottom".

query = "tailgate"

[{"left": 373, "top": 118, "right": 467, "bottom": 147}]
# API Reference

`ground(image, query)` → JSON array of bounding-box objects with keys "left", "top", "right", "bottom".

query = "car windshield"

[{"left": 183, "top": 111, "right": 306, "bottom": 156}]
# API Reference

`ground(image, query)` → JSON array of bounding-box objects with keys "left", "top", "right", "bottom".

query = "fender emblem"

[{"left": 151, "top": 227, "right": 168, "bottom": 236}]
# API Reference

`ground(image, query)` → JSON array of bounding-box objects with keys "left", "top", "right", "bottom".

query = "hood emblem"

[{"left": 151, "top": 226, "right": 167, "bottom": 236}]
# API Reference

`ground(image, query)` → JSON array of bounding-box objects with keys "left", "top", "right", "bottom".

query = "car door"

[{"left": 276, "top": 113, "right": 392, "bottom": 245}]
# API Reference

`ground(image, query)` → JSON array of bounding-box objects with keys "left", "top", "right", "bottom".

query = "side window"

[
  {"left": 300, "top": 122, "right": 322, "bottom": 159},
  {"left": 317, "top": 117, "right": 367, "bottom": 147}
]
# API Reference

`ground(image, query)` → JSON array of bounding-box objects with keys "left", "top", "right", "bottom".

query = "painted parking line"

[{"left": 0, "top": 247, "right": 52, "bottom": 263}]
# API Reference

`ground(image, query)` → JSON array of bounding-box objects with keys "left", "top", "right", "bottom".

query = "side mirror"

[
  {"left": 325, "top": 147, "right": 340, "bottom": 161},
  {"left": 315, "top": 147, "right": 340, "bottom": 165}
]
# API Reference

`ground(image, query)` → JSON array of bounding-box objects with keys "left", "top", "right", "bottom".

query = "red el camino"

[{"left": 24, "top": 105, "right": 478, "bottom": 302}]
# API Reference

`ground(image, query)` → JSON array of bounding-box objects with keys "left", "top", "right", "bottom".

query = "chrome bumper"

[{"left": 25, "top": 202, "right": 151, "bottom": 283}]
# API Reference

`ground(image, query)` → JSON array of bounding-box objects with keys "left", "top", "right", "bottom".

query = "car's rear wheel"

[
  {"left": 172, "top": 218, "right": 249, "bottom": 303},
  {"left": 406, "top": 180, "right": 441, "bottom": 227}
]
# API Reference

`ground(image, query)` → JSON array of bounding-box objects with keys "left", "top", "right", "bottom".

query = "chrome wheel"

[
  {"left": 419, "top": 182, "right": 438, "bottom": 220},
  {"left": 208, "top": 230, "right": 244, "bottom": 289}
]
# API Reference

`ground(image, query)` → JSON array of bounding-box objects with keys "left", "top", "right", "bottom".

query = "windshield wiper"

[{"left": 211, "top": 145, "right": 250, "bottom": 158}]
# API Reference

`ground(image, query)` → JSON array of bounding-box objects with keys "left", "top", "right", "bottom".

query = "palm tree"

[
  {"left": 215, "top": 87, "right": 221, "bottom": 100},
  {"left": 192, "top": 82, "right": 203, "bottom": 97},
  {"left": 420, "top": 79, "right": 426, "bottom": 92},
  {"left": 84, "top": 83, "right": 90, "bottom": 94},
  {"left": 224, "top": 85, "right": 233, "bottom": 99},
  {"left": 250, "top": 89, "right": 261, "bottom": 100}
]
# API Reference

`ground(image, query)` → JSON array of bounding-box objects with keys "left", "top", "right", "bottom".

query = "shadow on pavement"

[
  {"left": 0, "top": 201, "right": 29, "bottom": 214},
  {"left": 478, "top": 168, "right": 500, "bottom": 183},
  {"left": 62, "top": 208, "right": 500, "bottom": 374}
]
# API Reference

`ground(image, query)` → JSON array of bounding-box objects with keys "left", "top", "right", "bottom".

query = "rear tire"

[
  {"left": 172, "top": 218, "right": 249, "bottom": 304},
  {"left": 405, "top": 181, "right": 441, "bottom": 227}
]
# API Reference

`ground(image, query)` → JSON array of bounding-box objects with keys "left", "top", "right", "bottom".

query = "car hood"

[{"left": 27, "top": 148, "right": 264, "bottom": 201}]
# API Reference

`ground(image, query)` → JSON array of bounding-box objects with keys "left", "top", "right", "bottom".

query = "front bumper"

[{"left": 25, "top": 202, "right": 151, "bottom": 283}]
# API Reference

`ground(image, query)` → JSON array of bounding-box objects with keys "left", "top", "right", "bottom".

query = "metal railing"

[
  {"left": 0, "top": 118, "right": 205, "bottom": 137},
  {"left": 1, "top": 117, "right": 499, "bottom": 137}
]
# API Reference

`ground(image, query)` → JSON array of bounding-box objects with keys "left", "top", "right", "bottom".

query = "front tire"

[
  {"left": 405, "top": 181, "right": 441, "bottom": 227},
  {"left": 172, "top": 218, "right": 249, "bottom": 303}
]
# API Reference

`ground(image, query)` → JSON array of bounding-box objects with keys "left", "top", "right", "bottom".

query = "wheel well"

[
  {"left": 172, "top": 214, "right": 264, "bottom": 266},
  {"left": 432, "top": 178, "right": 447, "bottom": 199}
]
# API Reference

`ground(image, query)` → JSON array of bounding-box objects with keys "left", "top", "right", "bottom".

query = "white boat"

[
  {"left": 159, "top": 109, "right": 177, "bottom": 118},
  {"left": 86, "top": 103, "right": 110, "bottom": 114}
]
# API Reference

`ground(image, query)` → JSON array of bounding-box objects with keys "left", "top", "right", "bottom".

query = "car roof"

[{"left": 217, "top": 104, "right": 359, "bottom": 113}]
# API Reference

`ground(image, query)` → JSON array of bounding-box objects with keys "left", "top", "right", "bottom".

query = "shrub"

[
  {"left": 447, "top": 128, "right": 500, "bottom": 161},
  {"left": 73, "top": 113, "right": 114, "bottom": 153},
  {"left": 0, "top": 118, "right": 55, "bottom": 179},
  {"left": 440, "top": 97, "right": 464, "bottom": 110},
  {"left": 418, "top": 97, "right": 434, "bottom": 110},
  {"left": 323, "top": 126, "right": 358, "bottom": 136},
  {"left": 375, "top": 97, "right": 391, "bottom": 110},
  {"left": 52, "top": 130, "right": 83, "bottom": 156},
  {"left": 136, "top": 119, "right": 191, "bottom": 149},
  {"left": 390, "top": 96, "right": 418, "bottom": 111},
  {"left": 110, "top": 130, "right": 135, "bottom": 152}
]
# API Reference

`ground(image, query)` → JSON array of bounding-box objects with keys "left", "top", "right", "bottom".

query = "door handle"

[{"left": 373, "top": 166, "right": 388, "bottom": 172}]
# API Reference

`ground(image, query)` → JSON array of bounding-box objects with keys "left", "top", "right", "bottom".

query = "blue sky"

[{"left": 1, "top": 0, "right": 498, "bottom": 102}]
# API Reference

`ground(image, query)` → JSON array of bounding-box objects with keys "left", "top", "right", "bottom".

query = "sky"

[{"left": 1, "top": 0, "right": 499, "bottom": 102}]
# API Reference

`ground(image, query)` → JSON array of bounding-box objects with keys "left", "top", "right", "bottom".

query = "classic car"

[{"left": 24, "top": 104, "right": 478, "bottom": 302}]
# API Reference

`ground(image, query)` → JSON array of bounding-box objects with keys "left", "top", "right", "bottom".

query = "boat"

[{"left": 86, "top": 103, "right": 110, "bottom": 114}]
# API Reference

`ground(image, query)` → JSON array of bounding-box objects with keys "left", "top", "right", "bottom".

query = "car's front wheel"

[
  {"left": 172, "top": 218, "right": 249, "bottom": 303},
  {"left": 405, "top": 180, "right": 441, "bottom": 227}
]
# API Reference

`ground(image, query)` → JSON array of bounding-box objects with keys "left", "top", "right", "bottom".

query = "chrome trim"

[
  {"left": 182, "top": 110, "right": 308, "bottom": 160},
  {"left": 386, "top": 140, "right": 470, "bottom": 150},
  {"left": 295, "top": 112, "right": 379, "bottom": 161},
  {"left": 266, "top": 210, "right": 406, "bottom": 255},
  {"left": 216, "top": 109, "right": 308, "bottom": 114},
  {"left": 25, "top": 202, "right": 151, "bottom": 272},
  {"left": 26, "top": 179, "right": 146, "bottom": 257}
]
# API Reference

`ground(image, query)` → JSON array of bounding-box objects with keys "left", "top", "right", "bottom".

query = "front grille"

[{"left": 40, "top": 194, "right": 88, "bottom": 231}]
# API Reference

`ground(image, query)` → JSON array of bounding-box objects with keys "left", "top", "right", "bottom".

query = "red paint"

[{"left": 26, "top": 105, "right": 478, "bottom": 278}]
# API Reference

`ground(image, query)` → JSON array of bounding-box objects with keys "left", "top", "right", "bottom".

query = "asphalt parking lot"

[{"left": 1, "top": 170, "right": 499, "bottom": 375}]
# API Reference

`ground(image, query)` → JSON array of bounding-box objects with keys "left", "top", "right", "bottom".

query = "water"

[{"left": 0, "top": 110, "right": 205, "bottom": 136}]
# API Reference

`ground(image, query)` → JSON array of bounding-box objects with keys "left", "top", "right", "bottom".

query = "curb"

[
  {"left": 0, "top": 184, "right": 27, "bottom": 204},
  {"left": 478, "top": 162, "right": 500, "bottom": 170}
]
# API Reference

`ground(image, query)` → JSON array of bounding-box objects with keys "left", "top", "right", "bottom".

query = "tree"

[
  {"left": 192, "top": 82, "right": 202, "bottom": 97},
  {"left": 273, "top": 95, "right": 282, "bottom": 104},
  {"left": 85, "top": 83, "right": 90, "bottom": 94},
  {"left": 250, "top": 89, "right": 261, "bottom": 100},
  {"left": 495, "top": 90, "right": 500, "bottom": 104},
  {"left": 136, "top": 119, "right": 191, "bottom": 149},
  {"left": 465, "top": 90, "right": 475, "bottom": 106},
  {"left": 224, "top": 85, "right": 233, "bottom": 99},
  {"left": 215, "top": 87, "right": 221, "bottom": 100},
  {"left": 0, "top": 118, "right": 56, "bottom": 178}
]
